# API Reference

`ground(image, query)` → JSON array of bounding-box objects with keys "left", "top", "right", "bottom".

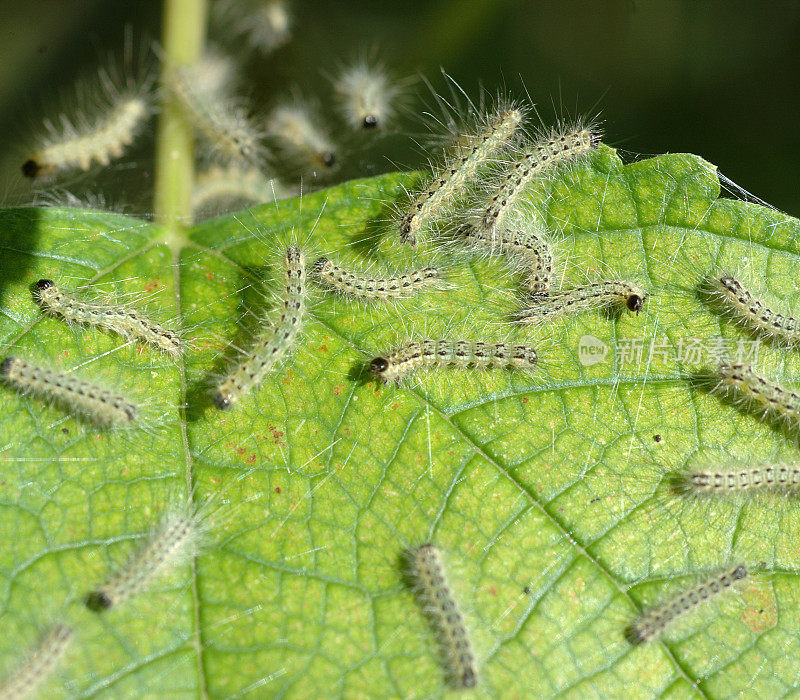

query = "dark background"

[{"left": 1, "top": 0, "right": 798, "bottom": 214}]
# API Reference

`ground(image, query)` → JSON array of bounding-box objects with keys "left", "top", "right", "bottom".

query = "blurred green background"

[{"left": 1, "top": 0, "right": 798, "bottom": 214}]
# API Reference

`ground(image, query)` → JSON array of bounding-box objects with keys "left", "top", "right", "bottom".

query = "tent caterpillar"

[
  {"left": 517, "top": 281, "right": 646, "bottom": 323},
  {"left": 85, "top": 510, "right": 201, "bottom": 611},
  {"left": 193, "top": 164, "right": 296, "bottom": 218},
  {"left": 459, "top": 223, "right": 554, "bottom": 293},
  {"left": 674, "top": 463, "right": 800, "bottom": 497},
  {"left": 476, "top": 122, "right": 600, "bottom": 236},
  {"left": 716, "top": 363, "right": 800, "bottom": 430},
  {"left": 212, "top": 0, "right": 291, "bottom": 56},
  {"left": 213, "top": 246, "right": 307, "bottom": 410},
  {"left": 406, "top": 544, "right": 478, "bottom": 689},
  {"left": 23, "top": 88, "right": 150, "bottom": 178},
  {"left": 312, "top": 257, "right": 441, "bottom": 300},
  {"left": 266, "top": 98, "right": 338, "bottom": 173},
  {"left": 626, "top": 563, "right": 748, "bottom": 644},
  {"left": 333, "top": 60, "right": 399, "bottom": 130},
  {"left": 168, "top": 61, "right": 264, "bottom": 165},
  {"left": 399, "top": 104, "right": 523, "bottom": 246},
  {"left": 1, "top": 357, "right": 138, "bottom": 427},
  {"left": 709, "top": 274, "right": 800, "bottom": 347},
  {"left": 369, "top": 338, "right": 538, "bottom": 384},
  {"left": 33, "top": 279, "right": 183, "bottom": 359},
  {"left": 0, "top": 624, "right": 73, "bottom": 699}
]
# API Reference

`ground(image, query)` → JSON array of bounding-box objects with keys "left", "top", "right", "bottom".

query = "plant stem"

[{"left": 154, "top": 0, "right": 208, "bottom": 234}]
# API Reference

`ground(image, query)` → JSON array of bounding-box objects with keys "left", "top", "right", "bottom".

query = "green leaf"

[{"left": 2, "top": 145, "right": 800, "bottom": 697}]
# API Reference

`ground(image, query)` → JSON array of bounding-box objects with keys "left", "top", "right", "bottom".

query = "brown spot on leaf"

[
  {"left": 268, "top": 425, "right": 285, "bottom": 444},
  {"left": 741, "top": 585, "right": 777, "bottom": 633}
]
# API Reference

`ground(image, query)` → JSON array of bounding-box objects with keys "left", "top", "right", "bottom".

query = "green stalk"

[{"left": 154, "top": 0, "right": 208, "bottom": 235}]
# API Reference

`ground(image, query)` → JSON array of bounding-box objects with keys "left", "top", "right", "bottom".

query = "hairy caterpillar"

[
  {"left": 168, "top": 62, "right": 264, "bottom": 165},
  {"left": 213, "top": 246, "right": 307, "bottom": 410},
  {"left": 475, "top": 122, "right": 600, "bottom": 236},
  {"left": 85, "top": 510, "right": 201, "bottom": 611},
  {"left": 399, "top": 104, "right": 523, "bottom": 246},
  {"left": 517, "top": 281, "right": 646, "bottom": 323},
  {"left": 212, "top": 0, "right": 291, "bottom": 55},
  {"left": 0, "top": 624, "right": 73, "bottom": 699},
  {"left": 406, "top": 544, "right": 478, "bottom": 689},
  {"left": 673, "top": 462, "right": 800, "bottom": 497},
  {"left": 715, "top": 363, "right": 800, "bottom": 429},
  {"left": 23, "top": 77, "right": 151, "bottom": 179},
  {"left": 333, "top": 60, "right": 399, "bottom": 130},
  {"left": 185, "top": 49, "right": 237, "bottom": 99},
  {"left": 266, "top": 98, "right": 338, "bottom": 173},
  {"left": 1, "top": 357, "right": 138, "bottom": 427},
  {"left": 369, "top": 338, "right": 538, "bottom": 384},
  {"left": 30, "top": 189, "right": 113, "bottom": 212},
  {"left": 708, "top": 274, "right": 800, "bottom": 347},
  {"left": 33, "top": 279, "right": 183, "bottom": 359},
  {"left": 626, "top": 563, "right": 748, "bottom": 644},
  {"left": 312, "top": 257, "right": 441, "bottom": 300},
  {"left": 193, "top": 164, "right": 296, "bottom": 216},
  {"left": 458, "top": 223, "right": 554, "bottom": 293}
]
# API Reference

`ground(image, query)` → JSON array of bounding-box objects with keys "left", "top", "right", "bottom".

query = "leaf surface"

[{"left": 1, "top": 146, "right": 799, "bottom": 697}]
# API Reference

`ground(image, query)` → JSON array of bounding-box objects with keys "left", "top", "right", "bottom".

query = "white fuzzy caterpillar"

[
  {"left": 1, "top": 357, "right": 138, "bottom": 427},
  {"left": 708, "top": 274, "right": 800, "bottom": 347},
  {"left": 399, "top": 105, "right": 523, "bottom": 246},
  {"left": 193, "top": 164, "right": 297, "bottom": 216},
  {"left": 168, "top": 62, "right": 264, "bottom": 165},
  {"left": 185, "top": 49, "right": 237, "bottom": 100},
  {"left": 407, "top": 545, "right": 478, "bottom": 689},
  {"left": 31, "top": 189, "right": 113, "bottom": 212},
  {"left": 459, "top": 223, "right": 554, "bottom": 293},
  {"left": 674, "top": 462, "right": 800, "bottom": 497},
  {"left": 213, "top": 246, "right": 306, "bottom": 410},
  {"left": 333, "top": 60, "right": 399, "bottom": 130},
  {"left": 312, "top": 257, "right": 441, "bottom": 300},
  {"left": 0, "top": 624, "right": 73, "bottom": 699},
  {"left": 369, "top": 338, "right": 537, "bottom": 384},
  {"left": 626, "top": 563, "right": 748, "bottom": 644},
  {"left": 85, "top": 510, "right": 201, "bottom": 611},
  {"left": 266, "top": 99, "right": 338, "bottom": 173},
  {"left": 33, "top": 279, "right": 183, "bottom": 359},
  {"left": 212, "top": 0, "right": 291, "bottom": 55},
  {"left": 475, "top": 122, "right": 601, "bottom": 237},
  {"left": 517, "top": 281, "right": 646, "bottom": 323},
  {"left": 715, "top": 363, "right": 800, "bottom": 429},
  {"left": 23, "top": 75, "right": 151, "bottom": 178}
]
